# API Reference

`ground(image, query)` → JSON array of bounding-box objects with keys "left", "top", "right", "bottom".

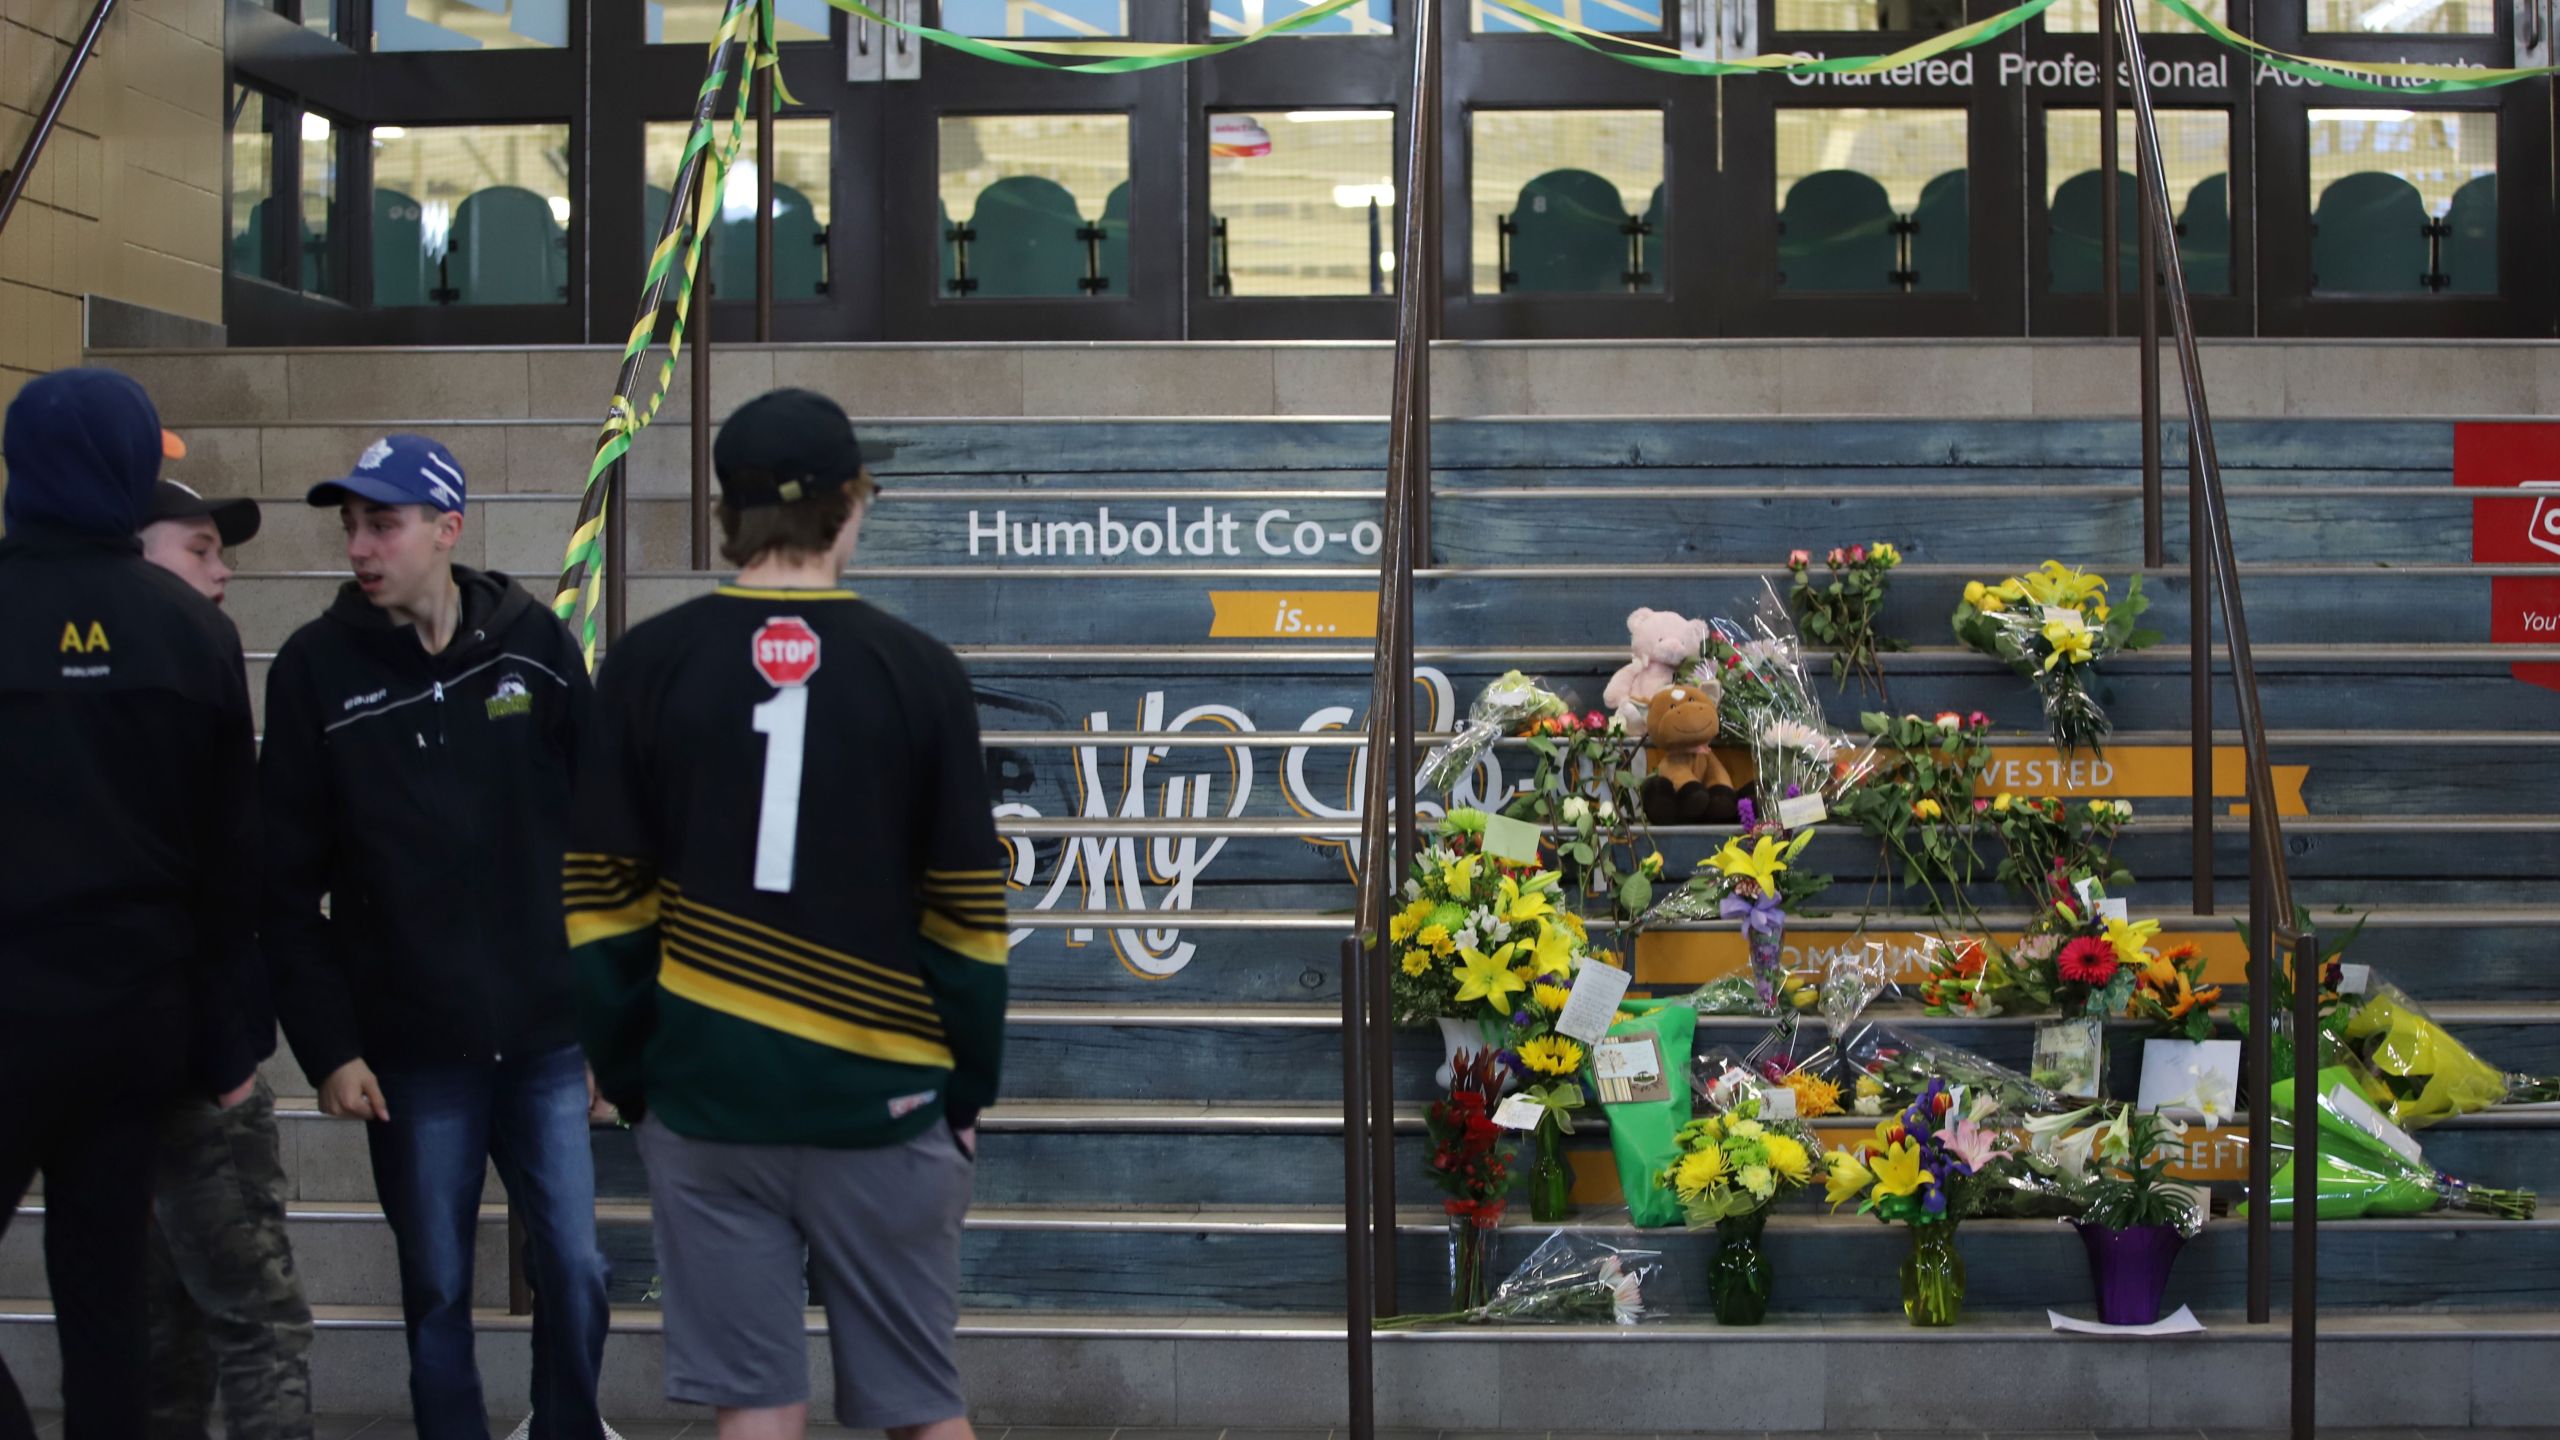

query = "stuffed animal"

[
  {"left": 1641, "top": 683, "right": 1741, "bottom": 825},
  {"left": 1604, "top": 607, "right": 1711, "bottom": 736}
]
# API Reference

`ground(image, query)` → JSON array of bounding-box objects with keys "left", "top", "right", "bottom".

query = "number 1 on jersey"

[{"left": 751, "top": 686, "right": 810, "bottom": 892}]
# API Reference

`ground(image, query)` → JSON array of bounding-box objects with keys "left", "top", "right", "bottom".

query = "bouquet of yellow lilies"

[
  {"left": 1951, "top": 561, "right": 2161, "bottom": 757},
  {"left": 2340, "top": 976, "right": 2560, "bottom": 1129},
  {"left": 1388, "top": 808, "right": 1589, "bottom": 1026}
]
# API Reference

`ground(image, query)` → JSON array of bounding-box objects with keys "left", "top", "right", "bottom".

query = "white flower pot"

[{"left": 1436, "top": 1015, "right": 1487, "bottom": 1092}]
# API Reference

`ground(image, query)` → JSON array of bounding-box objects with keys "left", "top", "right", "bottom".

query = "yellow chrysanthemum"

[
  {"left": 1418, "top": 924, "right": 1453, "bottom": 956},
  {"left": 1764, "top": 1134, "right": 1813, "bottom": 1184},
  {"left": 1673, "top": 1146, "right": 1731, "bottom": 1201},
  {"left": 1390, "top": 898, "right": 1434, "bottom": 944},
  {"left": 1401, "top": 951, "right": 1430, "bottom": 977},
  {"left": 1519, "top": 1036, "right": 1585, "bottom": 1078},
  {"left": 1533, "top": 983, "right": 1572, "bottom": 1014}
]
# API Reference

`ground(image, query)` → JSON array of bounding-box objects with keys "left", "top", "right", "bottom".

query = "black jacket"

[
  {"left": 261, "top": 566, "right": 593, "bottom": 1083},
  {"left": 0, "top": 525, "right": 268, "bottom": 1097}
]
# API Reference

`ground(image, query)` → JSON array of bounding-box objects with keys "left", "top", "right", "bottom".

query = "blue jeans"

[{"left": 367, "top": 1044, "right": 609, "bottom": 1440}]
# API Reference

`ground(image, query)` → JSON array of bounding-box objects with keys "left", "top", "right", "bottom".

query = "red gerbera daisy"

[{"left": 2058, "top": 936, "right": 2119, "bottom": 986}]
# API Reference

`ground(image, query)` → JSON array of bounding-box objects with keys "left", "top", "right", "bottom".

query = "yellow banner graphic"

[
  {"left": 1206, "top": 590, "right": 1378, "bottom": 639},
  {"left": 1978, "top": 745, "right": 2308, "bottom": 816},
  {"left": 1637, "top": 926, "right": 2256, "bottom": 990}
]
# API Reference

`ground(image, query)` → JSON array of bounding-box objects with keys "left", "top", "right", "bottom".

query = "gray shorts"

[{"left": 637, "top": 1114, "right": 972, "bottom": 1427}]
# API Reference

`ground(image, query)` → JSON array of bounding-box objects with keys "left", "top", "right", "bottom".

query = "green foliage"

[{"left": 1788, "top": 541, "right": 1909, "bottom": 699}]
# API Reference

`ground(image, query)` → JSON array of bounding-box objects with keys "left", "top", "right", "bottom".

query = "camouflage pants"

[{"left": 146, "top": 1076, "right": 315, "bottom": 1440}]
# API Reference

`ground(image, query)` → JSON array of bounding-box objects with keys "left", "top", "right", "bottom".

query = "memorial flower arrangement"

[
  {"left": 1501, "top": 705, "right": 1666, "bottom": 930},
  {"left": 1951, "top": 561, "right": 2161, "bottom": 757},
  {"left": 2339, "top": 978, "right": 2560, "bottom": 1128},
  {"left": 1655, "top": 826, "right": 1828, "bottom": 1014},
  {"left": 1830, "top": 710, "right": 1996, "bottom": 922},
  {"left": 1659, "top": 1089, "right": 1825, "bottom": 1226},
  {"left": 1388, "top": 808, "right": 1585, "bottom": 1025},
  {"left": 2126, "top": 941, "right": 2223, "bottom": 1042},
  {"left": 2006, "top": 886, "right": 2161, "bottom": 1020},
  {"left": 1424, "top": 1049, "right": 1519, "bottom": 1307},
  {"left": 2243, "top": 1068, "right": 2537, "bottom": 1221},
  {"left": 1788, "top": 540, "right": 1909, "bottom": 698},
  {"left": 1988, "top": 794, "right": 2134, "bottom": 906},
  {"left": 1824, "top": 1078, "right": 2026, "bottom": 1325}
]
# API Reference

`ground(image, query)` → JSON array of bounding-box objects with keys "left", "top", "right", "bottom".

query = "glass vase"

[
  {"left": 1747, "top": 919, "right": 1788, "bottom": 1014},
  {"left": 1709, "top": 1208, "right": 1774, "bottom": 1325},
  {"left": 1446, "top": 1214, "right": 1492, "bottom": 1312},
  {"left": 1527, "top": 1117, "right": 1571, "bottom": 1223},
  {"left": 1900, "top": 1218, "right": 1966, "bottom": 1327}
]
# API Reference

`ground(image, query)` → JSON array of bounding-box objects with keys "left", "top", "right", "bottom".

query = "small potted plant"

[{"left": 2028, "top": 1102, "right": 2206, "bottom": 1326}]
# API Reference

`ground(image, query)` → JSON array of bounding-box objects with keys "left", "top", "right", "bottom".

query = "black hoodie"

[{"left": 261, "top": 566, "right": 594, "bottom": 1083}]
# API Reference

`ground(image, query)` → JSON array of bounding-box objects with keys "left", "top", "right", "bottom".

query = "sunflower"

[
  {"left": 1533, "top": 983, "right": 1572, "bottom": 1014},
  {"left": 1518, "top": 1036, "right": 1585, "bottom": 1078}
]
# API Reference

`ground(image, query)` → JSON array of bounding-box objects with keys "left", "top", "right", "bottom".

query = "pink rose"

[
  {"left": 1826, "top": 547, "right": 1847, "bottom": 567},
  {"left": 1788, "top": 548, "right": 1812, "bottom": 567},
  {"left": 1849, "top": 545, "right": 1868, "bottom": 564},
  {"left": 1967, "top": 710, "right": 1990, "bottom": 729}
]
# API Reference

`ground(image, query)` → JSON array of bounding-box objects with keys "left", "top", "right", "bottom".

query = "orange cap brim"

[{"left": 162, "top": 430, "right": 188, "bottom": 461}]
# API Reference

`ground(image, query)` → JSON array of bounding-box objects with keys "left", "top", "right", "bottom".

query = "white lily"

[{"left": 2184, "top": 1062, "right": 2234, "bottom": 1132}]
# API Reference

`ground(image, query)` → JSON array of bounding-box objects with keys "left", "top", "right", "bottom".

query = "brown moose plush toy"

[{"left": 1640, "top": 682, "right": 1741, "bottom": 824}]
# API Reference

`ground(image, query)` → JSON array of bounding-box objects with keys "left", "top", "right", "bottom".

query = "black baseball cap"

[
  {"left": 712, "top": 388, "right": 896, "bottom": 510},
  {"left": 148, "top": 479, "right": 262, "bottom": 547}
]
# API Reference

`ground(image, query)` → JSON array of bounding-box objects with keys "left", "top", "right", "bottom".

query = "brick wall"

[{"left": 0, "top": 0, "right": 223, "bottom": 419}]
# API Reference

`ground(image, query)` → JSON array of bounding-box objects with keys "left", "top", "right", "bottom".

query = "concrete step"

[
  {"left": 5, "top": 1298, "right": 2557, "bottom": 1427},
  {"left": 89, "top": 340, "right": 2560, "bottom": 427}
]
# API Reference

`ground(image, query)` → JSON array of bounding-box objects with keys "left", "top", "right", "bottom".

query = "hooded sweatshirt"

[
  {"left": 0, "top": 368, "right": 268, "bottom": 1096},
  {"left": 260, "top": 566, "right": 594, "bottom": 1082}
]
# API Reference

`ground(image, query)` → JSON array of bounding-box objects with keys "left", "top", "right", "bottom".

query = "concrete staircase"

[{"left": 6, "top": 340, "right": 2559, "bottom": 1430}]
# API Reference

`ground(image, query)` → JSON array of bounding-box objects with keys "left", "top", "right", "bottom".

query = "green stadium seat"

[
  {"left": 1908, "top": 169, "right": 1967, "bottom": 294},
  {"left": 2312, "top": 171, "right": 2428, "bottom": 293},
  {"left": 373, "top": 188, "right": 430, "bottom": 307},
  {"left": 2442, "top": 173, "right": 2496, "bottom": 295},
  {"left": 1504, "top": 168, "right": 1630, "bottom": 293},
  {"left": 2049, "top": 169, "right": 2139, "bottom": 294},
  {"left": 448, "top": 185, "right": 568, "bottom": 305},
  {"left": 232, "top": 197, "right": 310, "bottom": 290},
  {"left": 1779, "top": 170, "right": 1896, "bottom": 292},
  {"left": 964, "top": 176, "right": 1090, "bottom": 298},
  {"left": 1096, "top": 181, "right": 1130, "bottom": 295},
  {"left": 713, "top": 181, "right": 826, "bottom": 301},
  {"left": 2177, "top": 173, "right": 2230, "bottom": 296}
]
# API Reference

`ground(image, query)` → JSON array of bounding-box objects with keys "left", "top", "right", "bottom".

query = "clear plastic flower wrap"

[
  {"left": 1419, "top": 669, "right": 1569, "bottom": 795},
  {"left": 1820, "top": 942, "right": 2070, "bottom": 1120},
  {"left": 1950, "top": 564, "right": 2161, "bottom": 758},
  {"left": 1381, "top": 1225, "right": 1666, "bottom": 1327},
  {"left": 1677, "top": 585, "right": 1876, "bottom": 820},
  {"left": 2339, "top": 974, "right": 2560, "bottom": 1129},
  {"left": 1640, "top": 970, "right": 1778, "bottom": 1019}
]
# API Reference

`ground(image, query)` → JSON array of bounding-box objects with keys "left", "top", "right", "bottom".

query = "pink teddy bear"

[{"left": 1603, "top": 606, "right": 1710, "bottom": 737}]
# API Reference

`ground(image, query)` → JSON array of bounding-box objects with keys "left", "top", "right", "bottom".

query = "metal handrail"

[
  {"left": 1342, "top": 1, "right": 1438, "bottom": 1433},
  {"left": 0, "top": 0, "right": 117, "bottom": 242},
  {"left": 2107, "top": 3, "right": 2316, "bottom": 1435}
]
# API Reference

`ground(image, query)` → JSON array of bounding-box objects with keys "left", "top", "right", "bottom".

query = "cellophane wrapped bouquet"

[
  {"left": 1823, "top": 943, "right": 2071, "bottom": 1119},
  {"left": 1680, "top": 584, "right": 1877, "bottom": 821},
  {"left": 2339, "top": 975, "right": 2560, "bottom": 1128},
  {"left": 1950, "top": 561, "right": 2161, "bottom": 756},
  {"left": 1419, "top": 670, "right": 1569, "bottom": 796},
  {"left": 2242, "top": 1067, "right": 2536, "bottom": 1221},
  {"left": 1383, "top": 1228, "right": 1664, "bottom": 1327}
]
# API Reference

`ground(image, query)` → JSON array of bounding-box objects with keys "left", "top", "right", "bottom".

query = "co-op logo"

[{"left": 2529, "top": 482, "right": 2560, "bottom": 558}]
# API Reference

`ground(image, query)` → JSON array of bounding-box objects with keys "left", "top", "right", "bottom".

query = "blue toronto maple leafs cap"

[{"left": 306, "top": 434, "right": 468, "bottom": 514}]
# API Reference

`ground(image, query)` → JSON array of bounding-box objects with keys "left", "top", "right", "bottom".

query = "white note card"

[
  {"left": 1555, "top": 959, "right": 1633, "bottom": 1045},
  {"left": 1777, "top": 792, "right": 1827, "bottom": 828},
  {"left": 2329, "top": 1082, "right": 2427, "bottom": 1166},
  {"left": 1491, "top": 1094, "right": 1545, "bottom": 1131},
  {"left": 1758, "top": 1085, "right": 1799, "bottom": 1120},
  {"left": 2339, "top": 963, "right": 2372, "bottom": 996},
  {"left": 1480, "top": 813, "right": 1544, "bottom": 865}
]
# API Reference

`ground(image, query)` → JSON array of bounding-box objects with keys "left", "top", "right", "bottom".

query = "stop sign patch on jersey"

[{"left": 751, "top": 617, "right": 821, "bottom": 687}]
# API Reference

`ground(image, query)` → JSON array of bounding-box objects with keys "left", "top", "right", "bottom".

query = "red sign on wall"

[{"left": 2455, "top": 423, "right": 2560, "bottom": 692}]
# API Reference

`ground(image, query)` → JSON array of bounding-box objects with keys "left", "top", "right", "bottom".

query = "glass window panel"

[
  {"left": 2308, "top": 108, "right": 2496, "bottom": 292},
  {"left": 2043, "top": 108, "right": 2229, "bottom": 293},
  {"left": 1773, "top": 108, "right": 1967, "bottom": 291},
  {"left": 301, "top": 0, "right": 339, "bottom": 41},
  {"left": 1206, "top": 110, "right": 1396, "bottom": 297},
  {"left": 1474, "top": 0, "right": 1662, "bottom": 32},
  {"left": 229, "top": 87, "right": 283, "bottom": 287},
  {"left": 2311, "top": 0, "right": 2493, "bottom": 32},
  {"left": 1469, "top": 109, "right": 1663, "bottom": 294},
  {"left": 376, "top": 0, "right": 567, "bottom": 49},
  {"left": 1776, "top": 0, "right": 1963, "bottom": 33},
  {"left": 649, "top": 0, "right": 830, "bottom": 44},
  {"left": 643, "top": 118, "right": 834, "bottom": 300},
  {"left": 302, "top": 111, "right": 346, "bottom": 299},
  {"left": 1209, "top": 0, "right": 1393, "bottom": 32},
  {"left": 2042, "top": 0, "right": 2223, "bottom": 32},
  {"left": 941, "top": 0, "right": 1127, "bottom": 35},
  {"left": 370, "top": 124, "right": 572, "bottom": 306},
  {"left": 938, "top": 115, "right": 1132, "bottom": 298}
]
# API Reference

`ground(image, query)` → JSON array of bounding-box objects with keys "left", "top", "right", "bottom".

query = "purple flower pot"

[{"left": 2076, "top": 1221, "right": 2186, "bottom": 1326}]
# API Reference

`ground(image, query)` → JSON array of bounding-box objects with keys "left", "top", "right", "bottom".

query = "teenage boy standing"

[
  {"left": 137, "top": 474, "right": 318, "bottom": 1440},
  {"left": 567, "top": 389, "right": 1004, "bottom": 1440},
  {"left": 0, "top": 369, "right": 265, "bottom": 1440},
  {"left": 261, "top": 435, "right": 609, "bottom": 1440}
]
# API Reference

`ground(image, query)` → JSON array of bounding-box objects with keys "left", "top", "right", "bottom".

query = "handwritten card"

[{"left": 1554, "top": 957, "right": 1632, "bottom": 1045}]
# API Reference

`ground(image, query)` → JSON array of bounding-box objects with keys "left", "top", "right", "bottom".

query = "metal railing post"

[
  {"left": 2247, "top": 824, "right": 2273, "bottom": 1323},
  {"left": 755, "top": 62, "right": 776, "bottom": 341},
  {"left": 2191, "top": 420, "right": 2213, "bottom": 915},
  {"left": 1338, "top": 936, "right": 1376, "bottom": 1440},
  {"left": 692, "top": 232, "right": 716, "bottom": 570},
  {"left": 2099, "top": 0, "right": 2120, "bottom": 335},
  {"left": 0, "top": 0, "right": 117, "bottom": 241},
  {"left": 2138, "top": 134, "right": 2163, "bottom": 570},
  {"left": 2291, "top": 927, "right": 2322, "bottom": 1440}
]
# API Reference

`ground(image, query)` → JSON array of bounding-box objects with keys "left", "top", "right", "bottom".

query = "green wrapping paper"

[{"left": 1593, "top": 1000, "right": 1697, "bottom": 1228}]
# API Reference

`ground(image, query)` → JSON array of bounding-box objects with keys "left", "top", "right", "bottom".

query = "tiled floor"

[
  {"left": 29, "top": 1426, "right": 2559, "bottom": 1440},
  {"left": 35, "top": 1414, "right": 2560, "bottom": 1424}
]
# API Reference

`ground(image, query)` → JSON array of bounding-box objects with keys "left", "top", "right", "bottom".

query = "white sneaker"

[{"left": 500, "top": 1422, "right": 622, "bottom": 1440}]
